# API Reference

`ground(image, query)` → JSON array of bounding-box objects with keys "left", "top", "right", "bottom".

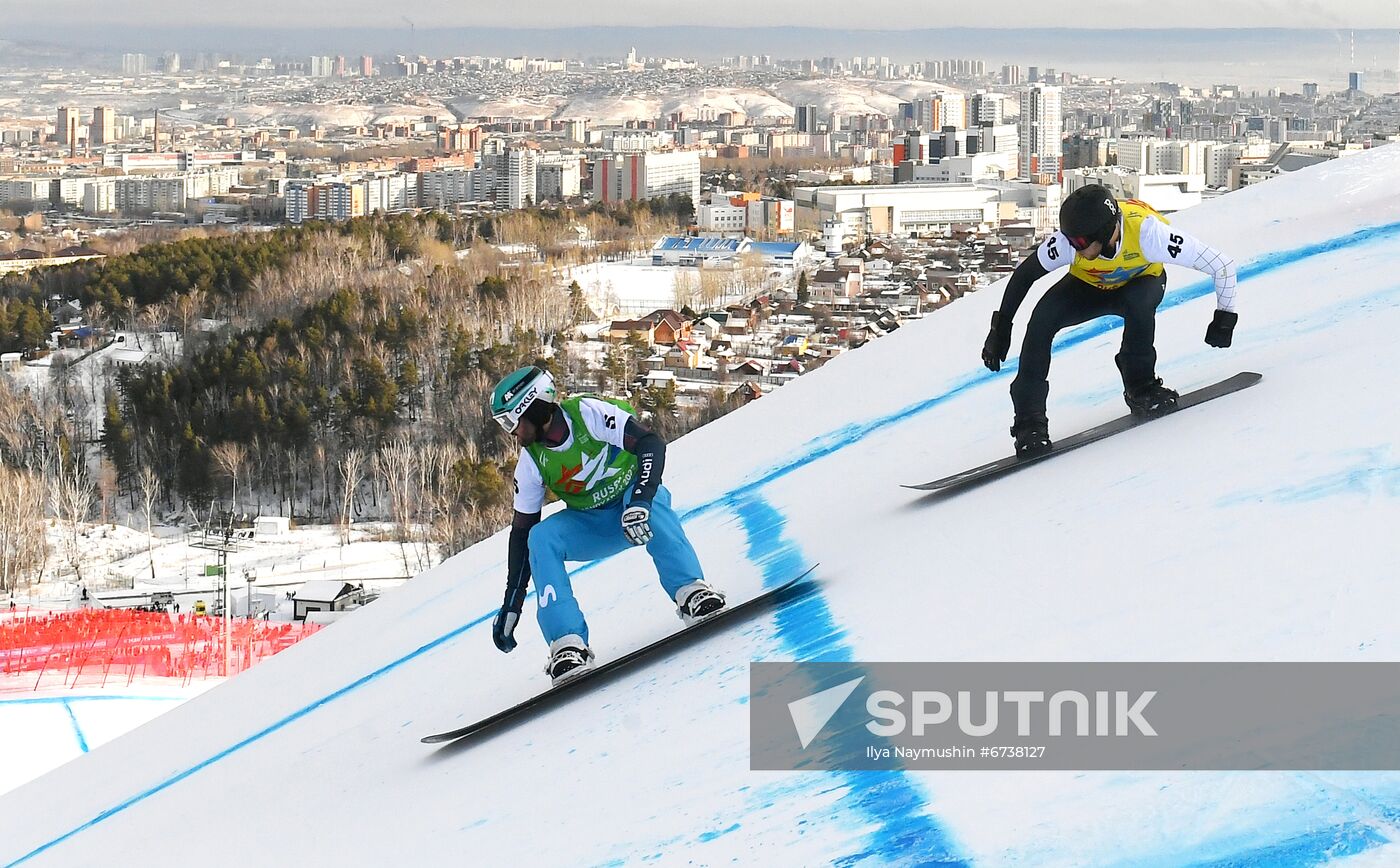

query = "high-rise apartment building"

[
  {"left": 500, "top": 145, "right": 538, "bottom": 210},
  {"left": 536, "top": 155, "right": 582, "bottom": 202},
  {"left": 121, "top": 53, "right": 147, "bottom": 75},
  {"left": 56, "top": 107, "right": 80, "bottom": 152},
  {"left": 591, "top": 150, "right": 701, "bottom": 205},
  {"left": 437, "top": 124, "right": 482, "bottom": 153},
  {"left": 795, "top": 105, "right": 818, "bottom": 134},
  {"left": 1018, "top": 84, "right": 1063, "bottom": 180},
  {"left": 969, "top": 92, "right": 1006, "bottom": 125},
  {"left": 91, "top": 106, "right": 116, "bottom": 146},
  {"left": 360, "top": 56, "right": 374, "bottom": 77}
]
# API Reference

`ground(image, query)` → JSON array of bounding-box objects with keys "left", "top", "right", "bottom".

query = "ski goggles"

[
  {"left": 1066, "top": 222, "right": 1117, "bottom": 252},
  {"left": 492, "top": 408, "right": 522, "bottom": 434}
]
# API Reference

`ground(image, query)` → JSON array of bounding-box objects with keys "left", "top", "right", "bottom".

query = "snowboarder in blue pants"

[{"left": 487, "top": 366, "right": 726, "bottom": 684}]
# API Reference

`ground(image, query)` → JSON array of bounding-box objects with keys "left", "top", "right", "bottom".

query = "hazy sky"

[{"left": 9, "top": 0, "right": 1400, "bottom": 29}]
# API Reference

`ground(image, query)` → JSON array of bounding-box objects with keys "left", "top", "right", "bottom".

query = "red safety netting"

[{"left": 0, "top": 608, "right": 322, "bottom": 690}]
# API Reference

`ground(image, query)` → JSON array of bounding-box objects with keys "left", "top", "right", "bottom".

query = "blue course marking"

[
  {"left": 14, "top": 217, "right": 1400, "bottom": 865},
  {"left": 1218, "top": 447, "right": 1400, "bottom": 506},
  {"left": 712, "top": 217, "right": 1400, "bottom": 504},
  {"left": 4, "top": 614, "right": 494, "bottom": 867},
  {"left": 0, "top": 695, "right": 185, "bottom": 708},
  {"left": 727, "top": 491, "right": 966, "bottom": 865},
  {"left": 1181, "top": 819, "right": 1389, "bottom": 867},
  {"left": 62, "top": 703, "right": 89, "bottom": 754}
]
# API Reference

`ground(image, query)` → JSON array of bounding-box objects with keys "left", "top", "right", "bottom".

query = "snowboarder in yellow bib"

[
  {"left": 487, "top": 366, "right": 725, "bottom": 685},
  {"left": 981, "top": 184, "right": 1240, "bottom": 456}
]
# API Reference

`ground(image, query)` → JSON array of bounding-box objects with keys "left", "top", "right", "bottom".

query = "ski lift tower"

[{"left": 190, "top": 523, "right": 253, "bottom": 676}]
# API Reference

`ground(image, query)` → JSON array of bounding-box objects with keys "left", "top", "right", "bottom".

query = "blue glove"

[
  {"left": 621, "top": 502, "right": 653, "bottom": 546},
  {"left": 492, "top": 607, "right": 519, "bottom": 653}
]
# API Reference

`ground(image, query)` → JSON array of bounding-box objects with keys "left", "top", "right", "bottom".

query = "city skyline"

[{"left": 7, "top": 0, "right": 1400, "bottom": 30}]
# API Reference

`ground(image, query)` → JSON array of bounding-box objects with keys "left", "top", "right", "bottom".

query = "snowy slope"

[{"left": 6, "top": 145, "right": 1400, "bottom": 867}]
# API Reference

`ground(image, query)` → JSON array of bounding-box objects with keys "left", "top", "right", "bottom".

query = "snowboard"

[
  {"left": 422, "top": 565, "right": 818, "bottom": 746},
  {"left": 904, "top": 371, "right": 1262, "bottom": 494}
]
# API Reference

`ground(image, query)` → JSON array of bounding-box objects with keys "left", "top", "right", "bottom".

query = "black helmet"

[{"left": 1060, "top": 184, "right": 1121, "bottom": 251}]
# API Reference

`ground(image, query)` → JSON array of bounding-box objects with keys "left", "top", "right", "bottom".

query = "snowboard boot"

[
  {"left": 1123, "top": 378, "right": 1180, "bottom": 418},
  {"left": 1010, "top": 413, "right": 1052, "bottom": 459},
  {"left": 545, "top": 634, "right": 594, "bottom": 686},
  {"left": 675, "top": 580, "right": 727, "bottom": 626}
]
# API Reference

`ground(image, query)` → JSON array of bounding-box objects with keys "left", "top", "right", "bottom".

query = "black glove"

[
  {"left": 492, "top": 606, "right": 520, "bottom": 653},
  {"left": 1205, "top": 309, "right": 1238, "bottom": 348},
  {"left": 982, "top": 311, "right": 1013, "bottom": 371}
]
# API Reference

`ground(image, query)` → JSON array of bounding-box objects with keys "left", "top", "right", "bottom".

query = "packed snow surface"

[{"left": 5, "top": 145, "right": 1400, "bottom": 866}]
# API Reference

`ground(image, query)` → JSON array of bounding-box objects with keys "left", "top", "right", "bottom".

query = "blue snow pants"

[{"left": 528, "top": 485, "right": 703, "bottom": 646}]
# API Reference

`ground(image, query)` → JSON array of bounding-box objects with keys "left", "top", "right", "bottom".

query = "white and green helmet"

[{"left": 491, "top": 365, "right": 557, "bottom": 432}]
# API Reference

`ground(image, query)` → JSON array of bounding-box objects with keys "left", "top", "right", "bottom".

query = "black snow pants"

[{"left": 1009, "top": 271, "right": 1167, "bottom": 420}]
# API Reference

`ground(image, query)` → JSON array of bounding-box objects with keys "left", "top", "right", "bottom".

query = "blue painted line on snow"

[
  {"left": 0, "top": 695, "right": 185, "bottom": 708},
  {"left": 727, "top": 491, "right": 966, "bottom": 865},
  {"left": 1219, "top": 452, "right": 1400, "bottom": 505},
  {"left": 13, "top": 216, "right": 1400, "bottom": 866},
  {"left": 3, "top": 613, "right": 493, "bottom": 868},
  {"left": 1181, "top": 819, "right": 1389, "bottom": 867},
  {"left": 712, "top": 217, "right": 1400, "bottom": 505},
  {"left": 62, "top": 703, "right": 89, "bottom": 754}
]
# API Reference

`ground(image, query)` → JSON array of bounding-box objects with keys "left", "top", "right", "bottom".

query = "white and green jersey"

[{"left": 513, "top": 396, "right": 638, "bottom": 512}]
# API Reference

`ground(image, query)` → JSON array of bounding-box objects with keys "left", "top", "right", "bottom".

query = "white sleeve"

[
  {"left": 1034, "top": 232, "right": 1076, "bottom": 273},
  {"left": 512, "top": 450, "right": 546, "bottom": 514},
  {"left": 576, "top": 398, "right": 633, "bottom": 450},
  {"left": 1139, "top": 216, "right": 1238, "bottom": 313}
]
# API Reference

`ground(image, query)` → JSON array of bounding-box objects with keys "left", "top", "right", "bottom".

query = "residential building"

[
  {"left": 609, "top": 309, "right": 692, "bottom": 345},
  {"left": 969, "top": 92, "right": 1006, "bottom": 125},
  {"left": 286, "top": 180, "right": 367, "bottom": 223},
  {"left": 499, "top": 145, "right": 537, "bottom": 210},
  {"left": 91, "top": 106, "right": 116, "bottom": 146},
  {"left": 0, "top": 176, "right": 54, "bottom": 206},
  {"left": 437, "top": 124, "right": 481, "bottom": 153},
  {"left": 1018, "top": 84, "right": 1063, "bottom": 180},
  {"left": 592, "top": 150, "right": 701, "bottom": 205},
  {"left": 420, "top": 168, "right": 478, "bottom": 207},
  {"left": 1203, "top": 141, "right": 1272, "bottom": 188},
  {"left": 536, "top": 154, "right": 582, "bottom": 201},
  {"left": 56, "top": 107, "right": 80, "bottom": 149},
  {"left": 113, "top": 168, "right": 238, "bottom": 214},
  {"left": 82, "top": 178, "right": 118, "bottom": 214},
  {"left": 363, "top": 172, "right": 418, "bottom": 213},
  {"left": 560, "top": 119, "right": 588, "bottom": 144}
]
